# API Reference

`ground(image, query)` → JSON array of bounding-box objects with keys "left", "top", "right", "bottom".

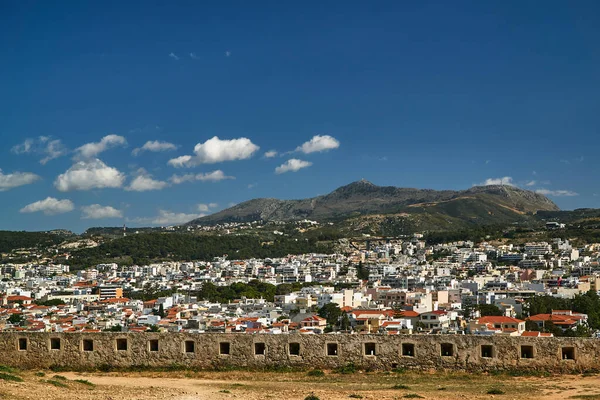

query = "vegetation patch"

[
  {"left": 46, "top": 379, "right": 68, "bottom": 388},
  {"left": 75, "top": 379, "right": 95, "bottom": 387},
  {"left": 403, "top": 395, "right": 424, "bottom": 399},
  {"left": 487, "top": 388, "right": 505, "bottom": 395},
  {"left": 334, "top": 362, "right": 357, "bottom": 374},
  {"left": 0, "top": 372, "right": 23, "bottom": 382},
  {"left": 307, "top": 369, "right": 325, "bottom": 377},
  {"left": 305, "top": 395, "right": 320, "bottom": 400},
  {"left": 392, "top": 384, "right": 411, "bottom": 390},
  {"left": 0, "top": 365, "right": 18, "bottom": 374}
]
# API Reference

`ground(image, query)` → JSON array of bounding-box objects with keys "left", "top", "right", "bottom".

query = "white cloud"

[
  {"left": 296, "top": 135, "right": 340, "bottom": 154},
  {"left": 170, "top": 170, "right": 234, "bottom": 184},
  {"left": 40, "top": 139, "right": 68, "bottom": 164},
  {"left": 81, "top": 204, "right": 123, "bottom": 219},
  {"left": 275, "top": 159, "right": 313, "bottom": 174},
  {"left": 132, "top": 140, "right": 178, "bottom": 156},
  {"left": 0, "top": 170, "right": 40, "bottom": 191},
  {"left": 55, "top": 159, "right": 126, "bottom": 192},
  {"left": 525, "top": 180, "right": 536, "bottom": 187},
  {"left": 128, "top": 210, "right": 205, "bottom": 226},
  {"left": 167, "top": 155, "right": 193, "bottom": 168},
  {"left": 197, "top": 203, "right": 219, "bottom": 212},
  {"left": 478, "top": 177, "right": 515, "bottom": 186},
  {"left": 169, "top": 52, "right": 180, "bottom": 60},
  {"left": 74, "top": 134, "right": 127, "bottom": 160},
  {"left": 190, "top": 52, "right": 198, "bottom": 59},
  {"left": 168, "top": 136, "right": 259, "bottom": 167},
  {"left": 126, "top": 170, "right": 169, "bottom": 191},
  {"left": 11, "top": 138, "right": 34, "bottom": 154},
  {"left": 20, "top": 197, "right": 74, "bottom": 216},
  {"left": 535, "top": 189, "right": 579, "bottom": 197},
  {"left": 225, "top": 51, "right": 231, "bottom": 57},
  {"left": 264, "top": 150, "right": 278, "bottom": 158},
  {"left": 11, "top": 137, "right": 67, "bottom": 164}
]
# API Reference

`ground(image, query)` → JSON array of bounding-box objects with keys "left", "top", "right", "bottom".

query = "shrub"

[
  {"left": 0, "top": 365, "right": 18, "bottom": 374},
  {"left": 349, "top": 394, "right": 363, "bottom": 398},
  {"left": 0, "top": 372, "right": 23, "bottom": 382},
  {"left": 35, "top": 372, "right": 46, "bottom": 377},
  {"left": 52, "top": 375, "right": 68, "bottom": 381},
  {"left": 75, "top": 379, "right": 95, "bottom": 387},
  {"left": 305, "top": 395, "right": 320, "bottom": 400},
  {"left": 307, "top": 369, "right": 325, "bottom": 377},
  {"left": 403, "top": 395, "right": 424, "bottom": 399},
  {"left": 392, "top": 384, "right": 410, "bottom": 390},
  {"left": 334, "top": 362, "right": 357, "bottom": 374},
  {"left": 487, "top": 388, "right": 505, "bottom": 395},
  {"left": 46, "top": 379, "right": 68, "bottom": 388}
]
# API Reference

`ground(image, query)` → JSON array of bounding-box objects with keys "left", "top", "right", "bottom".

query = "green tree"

[
  {"left": 356, "top": 261, "right": 369, "bottom": 281},
  {"left": 477, "top": 304, "right": 503, "bottom": 317},
  {"left": 318, "top": 303, "right": 342, "bottom": 327},
  {"left": 392, "top": 303, "right": 405, "bottom": 319},
  {"left": 7, "top": 313, "right": 24, "bottom": 325}
]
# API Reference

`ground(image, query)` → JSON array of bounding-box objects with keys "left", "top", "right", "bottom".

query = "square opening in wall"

[
  {"left": 402, "top": 343, "right": 415, "bottom": 357},
  {"left": 184, "top": 340, "right": 195, "bottom": 353},
  {"left": 481, "top": 345, "right": 494, "bottom": 358},
  {"left": 364, "top": 342, "right": 377, "bottom": 356},
  {"left": 82, "top": 339, "right": 94, "bottom": 352},
  {"left": 441, "top": 343, "right": 454, "bottom": 357},
  {"left": 254, "top": 343, "right": 266, "bottom": 355},
  {"left": 50, "top": 338, "right": 61, "bottom": 350},
  {"left": 327, "top": 343, "right": 338, "bottom": 356},
  {"left": 289, "top": 342, "right": 300, "bottom": 356},
  {"left": 521, "top": 345, "right": 534, "bottom": 359},
  {"left": 562, "top": 347, "right": 575, "bottom": 360},
  {"left": 149, "top": 339, "right": 159, "bottom": 352},
  {"left": 220, "top": 342, "right": 231, "bottom": 355},
  {"left": 18, "top": 338, "right": 27, "bottom": 351},
  {"left": 116, "top": 338, "right": 128, "bottom": 351}
]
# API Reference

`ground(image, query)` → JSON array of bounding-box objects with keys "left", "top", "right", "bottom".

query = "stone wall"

[{"left": 1, "top": 333, "right": 599, "bottom": 372}]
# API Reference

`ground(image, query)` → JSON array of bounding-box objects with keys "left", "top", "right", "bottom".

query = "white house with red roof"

[{"left": 469, "top": 316, "right": 526, "bottom": 335}]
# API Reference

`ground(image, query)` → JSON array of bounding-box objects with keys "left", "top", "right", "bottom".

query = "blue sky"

[{"left": 1, "top": 1, "right": 599, "bottom": 232}]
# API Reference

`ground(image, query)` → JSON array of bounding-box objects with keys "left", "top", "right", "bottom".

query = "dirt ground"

[{"left": 1, "top": 369, "right": 600, "bottom": 400}]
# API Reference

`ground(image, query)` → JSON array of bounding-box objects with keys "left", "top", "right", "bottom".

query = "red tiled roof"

[{"left": 478, "top": 316, "right": 524, "bottom": 324}]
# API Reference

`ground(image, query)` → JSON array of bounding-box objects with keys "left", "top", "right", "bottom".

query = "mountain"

[{"left": 187, "top": 180, "right": 559, "bottom": 231}]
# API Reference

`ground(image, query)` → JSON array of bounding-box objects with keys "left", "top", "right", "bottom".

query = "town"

[{"left": 2, "top": 230, "right": 599, "bottom": 339}]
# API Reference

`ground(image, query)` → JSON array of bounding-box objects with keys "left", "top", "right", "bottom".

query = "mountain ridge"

[{"left": 187, "top": 181, "right": 559, "bottom": 229}]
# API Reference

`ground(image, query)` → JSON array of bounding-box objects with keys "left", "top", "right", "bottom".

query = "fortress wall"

[{"left": 1, "top": 333, "right": 599, "bottom": 372}]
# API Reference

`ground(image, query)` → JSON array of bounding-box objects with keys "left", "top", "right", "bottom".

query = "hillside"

[{"left": 188, "top": 180, "right": 559, "bottom": 231}]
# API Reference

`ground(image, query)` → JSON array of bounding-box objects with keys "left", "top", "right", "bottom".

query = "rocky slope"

[{"left": 188, "top": 180, "right": 559, "bottom": 227}]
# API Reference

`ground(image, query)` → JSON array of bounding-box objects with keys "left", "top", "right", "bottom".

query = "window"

[
  {"left": 289, "top": 342, "right": 300, "bottom": 356},
  {"left": 441, "top": 343, "right": 454, "bottom": 357},
  {"left": 220, "top": 342, "right": 231, "bottom": 355},
  {"left": 82, "top": 339, "right": 94, "bottom": 352},
  {"left": 18, "top": 338, "right": 27, "bottom": 351},
  {"left": 327, "top": 343, "right": 338, "bottom": 356},
  {"left": 116, "top": 338, "right": 128, "bottom": 351},
  {"left": 50, "top": 338, "right": 61, "bottom": 350},
  {"left": 184, "top": 340, "right": 195, "bottom": 353},
  {"left": 402, "top": 343, "right": 415, "bottom": 357},
  {"left": 254, "top": 343, "right": 266, "bottom": 355},
  {"left": 481, "top": 345, "right": 494, "bottom": 358},
  {"left": 149, "top": 339, "right": 159, "bottom": 352},
  {"left": 364, "top": 342, "right": 377, "bottom": 356},
  {"left": 520, "top": 345, "right": 534, "bottom": 359},
  {"left": 562, "top": 347, "right": 575, "bottom": 360}
]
